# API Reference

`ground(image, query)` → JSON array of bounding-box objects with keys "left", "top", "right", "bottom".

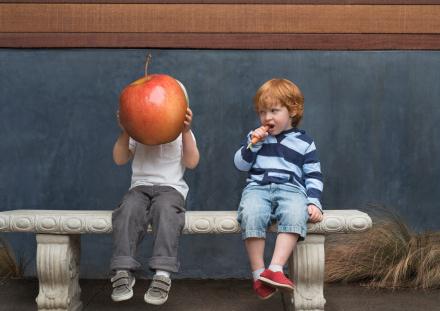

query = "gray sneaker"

[
  {"left": 144, "top": 275, "right": 172, "bottom": 305},
  {"left": 111, "top": 270, "right": 135, "bottom": 302}
]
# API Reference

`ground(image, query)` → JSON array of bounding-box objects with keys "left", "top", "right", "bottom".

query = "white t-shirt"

[{"left": 128, "top": 133, "right": 190, "bottom": 199}]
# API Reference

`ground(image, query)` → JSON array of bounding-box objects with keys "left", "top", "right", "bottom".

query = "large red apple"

[{"left": 119, "top": 74, "right": 188, "bottom": 145}]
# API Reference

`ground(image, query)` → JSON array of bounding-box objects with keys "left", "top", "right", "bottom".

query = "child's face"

[{"left": 258, "top": 102, "right": 294, "bottom": 135}]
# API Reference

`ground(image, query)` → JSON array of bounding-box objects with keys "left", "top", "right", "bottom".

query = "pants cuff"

[
  {"left": 110, "top": 256, "right": 142, "bottom": 271},
  {"left": 277, "top": 225, "right": 307, "bottom": 241},
  {"left": 149, "top": 256, "right": 180, "bottom": 273},
  {"left": 241, "top": 230, "right": 266, "bottom": 240}
]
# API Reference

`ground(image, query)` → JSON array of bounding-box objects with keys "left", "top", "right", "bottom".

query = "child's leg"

[
  {"left": 270, "top": 232, "right": 299, "bottom": 267},
  {"left": 110, "top": 186, "right": 152, "bottom": 272},
  {"left": 245, "top": 237, "right": 279, "bottom": 299},
  {"left": 272, "top": 185, "right": 309, "bottom": 261},
  {"left": 259, "top": 232, "right": 300, "bottom": 292},
  {"left": 259, "top": 185, "right": 308, "bottom": 292},
  {"left": 237, "top": 185, "right": 272, "bottom": 273},
  {"left": 245, "top": 237, "right": 266, "bottom": 272},
  {"left": 110, "top": 186, "right": 152, "bottom": 302},
  {"left": 144, "top": 185, "right": 185, "bottom": 306},
  {"left": 147, "top": 186, "right": 185, "bottom": 274},
  {"left": 237, "top": 185, "right": 278, "bottom": 299}
]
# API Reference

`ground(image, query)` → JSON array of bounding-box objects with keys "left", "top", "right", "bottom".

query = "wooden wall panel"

[
  {"left": 1, "top": 33, "right": 439, "bottom": 49},
  {"left": 2, "top": 1, "right": 440, "bottom": 4},
  {"left": 1, "top": 4, "right": 440, "bottom": 33},
  {"left": 0, "top": 2, "right": 439, "bottom": 49}
]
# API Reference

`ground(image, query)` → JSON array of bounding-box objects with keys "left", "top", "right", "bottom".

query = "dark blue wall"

[{"left": 1, "top": 50, "right": 439, "bottom": 278}]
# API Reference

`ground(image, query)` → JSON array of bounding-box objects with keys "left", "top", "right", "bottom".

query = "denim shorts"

[{"left": 237, "top": 183, "right": 309, "bottom": 241}]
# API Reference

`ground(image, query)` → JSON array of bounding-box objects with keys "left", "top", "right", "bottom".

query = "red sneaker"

[
  {"left": 253, "top": 279, "right": 277, "bottom": 300},
  {"left": 259, "top": 269, "right": 295, "bottom": 292}
]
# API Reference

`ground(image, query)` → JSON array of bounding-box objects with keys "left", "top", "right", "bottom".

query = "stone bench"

[{"left": 0, "top": 209, "right": 372, "bottom": 311}]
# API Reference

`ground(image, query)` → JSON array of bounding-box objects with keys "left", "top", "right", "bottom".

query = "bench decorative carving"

[{"left": 0, "top": 209, "right": 372, "bottom": 311}]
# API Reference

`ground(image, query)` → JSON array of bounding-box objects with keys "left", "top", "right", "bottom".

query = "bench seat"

[{"left": 0, "top": 209, "right": 372, "bottom": 311}]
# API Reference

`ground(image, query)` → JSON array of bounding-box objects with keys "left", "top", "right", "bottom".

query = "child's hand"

[
  {"left": 183, "top": 107, "right": 193, "bottom": 133},
  {"left": 308, "top": 204, "right": 323, "bottom": 223},
  {"left": 251, "top": 125, "right": 269, "bottom": 144}
]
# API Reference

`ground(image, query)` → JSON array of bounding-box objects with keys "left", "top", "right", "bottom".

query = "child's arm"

[
  {"left": 182, "top": 107, "right": 200, "bottom": 169},
  {"left": 308, "top": 204, "right": 323, "bottom": 223},
  {"left": 302, "top": 141, "right": 324, "bottom": 215},
  {"left": 234, "top": 127, "right": 266, "bottom": 171},
  {"left": 113, "top": 111, "right": 133, "bottom": 165}
]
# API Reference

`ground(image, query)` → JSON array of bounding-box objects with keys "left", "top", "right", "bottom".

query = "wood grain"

[
  {"left": 1, "top": 4, "right": 440, "bottom": 34},
  {"left": 2, "top": 1, "right": 440, "bottom": 4},
  {"left": 1, "top": 33, "right": 439, "bottom": 49},
  {"left": 1, "top": 2, "right": 439, "bottom": 49}
]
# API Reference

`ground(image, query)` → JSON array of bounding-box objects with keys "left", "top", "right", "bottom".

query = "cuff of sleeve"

[
  {"left": 307, "top": 198, "right": 323, "bottom": 213},
  {"left": 247, "top": 134, "right": 263, "bottom": 152}
]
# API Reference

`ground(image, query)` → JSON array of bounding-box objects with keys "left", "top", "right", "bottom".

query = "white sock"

[
  {"left": 252, "top": 268, "right": 265, "bottom": 281},
  {"left": 155, "top": 270, "right": 171, "bottom": 278},
  {"left": 268, "top": 264, "right": 283, "bottom": 272}
]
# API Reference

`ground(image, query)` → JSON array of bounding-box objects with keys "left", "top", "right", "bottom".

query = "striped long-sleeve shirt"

[{"left": 234, "top": 128, "right": 324, "bottom": 211}]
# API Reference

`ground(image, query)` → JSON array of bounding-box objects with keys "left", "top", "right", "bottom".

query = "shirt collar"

[
  {"left": 275, "top": 128, "right": 304, "bottom": 142},
  {"left": 277, "top": 127, "right": 303, "bottom": 136}
]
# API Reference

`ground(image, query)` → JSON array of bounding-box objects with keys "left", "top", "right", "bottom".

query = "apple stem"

[{"left": 145, "top": 53, "right": 152, "bottom": 77}]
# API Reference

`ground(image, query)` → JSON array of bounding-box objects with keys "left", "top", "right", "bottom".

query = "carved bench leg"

[
  {"left": 288, "top": 234, "right": 326, "bottom": 311},
  {"left": 35, "top": 234, "right": 82, "bottom": 311}
]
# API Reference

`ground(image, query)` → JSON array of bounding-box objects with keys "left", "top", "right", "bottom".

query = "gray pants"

[{"left": 110, "top": 185, "right": 185, "bottom": 273}]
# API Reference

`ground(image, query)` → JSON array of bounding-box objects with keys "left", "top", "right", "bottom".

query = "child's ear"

[{"left": 290, "top": 106, "right": 297, "bottom": 117}]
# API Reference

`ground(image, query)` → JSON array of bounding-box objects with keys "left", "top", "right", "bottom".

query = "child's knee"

[
  {"left": 154, "top": 205, "right": 185, "bottom": 231},
  {"left": 238, "top": 211, "right": 269, "bottom": 239},
  {"left": 114, "top": 192, "right": 147, "bottom": 220}
]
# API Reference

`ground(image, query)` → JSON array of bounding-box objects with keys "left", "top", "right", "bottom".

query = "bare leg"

[
  {"left": 245, "top": 238, "right": 266, "bottom": 271},
  {"left": 270, "top": 233, "right": 299, "bottom": 266}
]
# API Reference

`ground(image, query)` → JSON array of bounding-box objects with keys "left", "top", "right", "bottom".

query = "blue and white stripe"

[{"left": 234, "top": 128, "right": 323, "bottom": 211}]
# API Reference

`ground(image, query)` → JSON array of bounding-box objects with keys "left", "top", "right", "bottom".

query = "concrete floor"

[{"left": 0, "top": 278, "right": 439, "bottom": 311}]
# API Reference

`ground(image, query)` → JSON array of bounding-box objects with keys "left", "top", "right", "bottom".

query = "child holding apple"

[
  {"left": 234, "top": 78, "right": 324, "bottom": 299},
  {"left": 109, "top": 82, "right": 199, "bottom": 305}
]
